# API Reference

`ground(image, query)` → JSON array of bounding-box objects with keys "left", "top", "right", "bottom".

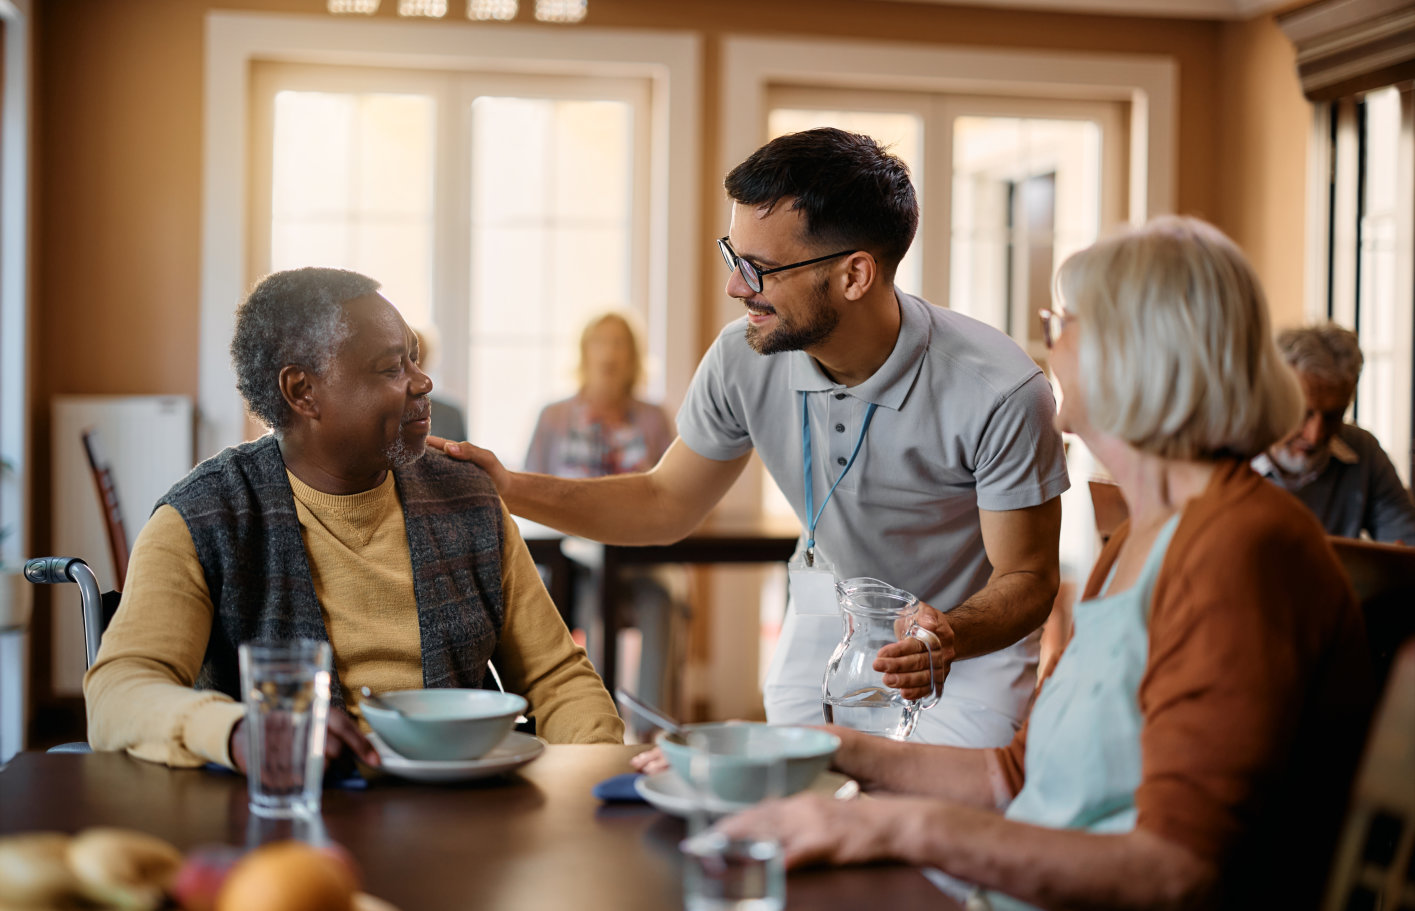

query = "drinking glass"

[
  {"left": 679, "top": 730, "right": 786, "bottom": 911},
  {"left": 237, "top": 640, "right": 332, "bottom": 819}
]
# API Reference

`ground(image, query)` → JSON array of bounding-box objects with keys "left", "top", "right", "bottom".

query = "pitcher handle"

[{"left": 906, "top": 625, "right": 943, "bottom": 709}]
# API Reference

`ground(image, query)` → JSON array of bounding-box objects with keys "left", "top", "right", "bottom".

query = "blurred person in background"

[
  {"left": 524, "top": 312, "right": 674, "bottom": 478},
  {"left": 524, "top": 311, "right": 684, "bottom": 727},
  {"left": 716, "top": 217, "right": 1372, "bottom": 911},
  {"left": 1253, "top": 322, "right": 1415, "bottom": 543}
]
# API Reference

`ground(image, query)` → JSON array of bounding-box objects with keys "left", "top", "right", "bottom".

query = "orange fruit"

[{"left": 215, "top": 841, "right": 356, "bottom": 911}]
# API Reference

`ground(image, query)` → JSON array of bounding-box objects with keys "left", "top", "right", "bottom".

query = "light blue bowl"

[
  {"left": 656, "top": 722, "right": 840, "bottom": 805},
  {"left": 360, "top": 689, "right": 527, "bottom": 761}
]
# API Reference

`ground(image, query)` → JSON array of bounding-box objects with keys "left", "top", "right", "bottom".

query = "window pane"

[
  {"left": 1355, "top": 86, "right": 1411, "bottom": 484},
  {"left": 952, "top": 116, "right": 1100, "bottom": 362},
  {"left": 469, "top": 96, "right": 634, "bottom": 463},
  {"left": 768, "top": 108, "right": 924, "bottom": 295},
  {"left": 270, "top": 90, "right": 436, "bottom": 330}
]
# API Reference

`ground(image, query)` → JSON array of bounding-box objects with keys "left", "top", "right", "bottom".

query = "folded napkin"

[{"left": 592, "top": 772, "right": 646, "bottom": 803}]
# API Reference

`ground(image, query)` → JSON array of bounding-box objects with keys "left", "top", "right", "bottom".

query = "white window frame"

[
  {"left": 201, "top": 12, "right": 701, "bottom": 457},
  {"left": 767, "top": 86, "right": 1126, "bottom": 346},
  {"left": 0, "top": 0, "right": 32, "bottom": 570},
  {"left": 714, "top": 34, "right": 1175, "bottom": 518},
  {"left": 248, "top": 62, "right": 655, "bottom": 438},
  {"left": 1304, "top": 86, "right": 1415, "bottom": 483}
]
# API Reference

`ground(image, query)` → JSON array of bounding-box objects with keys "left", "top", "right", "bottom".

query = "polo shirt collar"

[{"left": 788, "top": 288, "right": 929, "bottom": 411}]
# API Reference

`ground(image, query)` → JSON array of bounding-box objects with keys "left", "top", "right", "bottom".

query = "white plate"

[
  {"left": 634, "top": 770, "right": 855, "bottom": 818},
  {"left": 368, "top": 730, "right": 545, "bottom": 783}
]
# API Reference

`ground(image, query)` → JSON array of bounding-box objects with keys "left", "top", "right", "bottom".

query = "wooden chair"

[
  {"left": 1088, "top": 478, "right": 1129, "bottom": 547},
  {"left": 1321, "top": 637, "right": 1415, "bottom": 911},
  {"left": 81, "top": 427, "right": 130, "bottom": 590},
  {"left": 1329, "top": 536, "right": 1415, "bottom": 688}
]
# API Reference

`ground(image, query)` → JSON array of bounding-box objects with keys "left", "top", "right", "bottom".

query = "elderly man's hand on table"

[
  {"left": 229, "top": 707, "right": 380, "bottom": 775},
  {"left": 875, "top": 602, "right": 954, "bottom": 702}
]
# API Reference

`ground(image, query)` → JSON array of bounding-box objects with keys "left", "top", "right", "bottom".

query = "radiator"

[{"left": 50, "top": 395, "right": 194, "bottom": 695}]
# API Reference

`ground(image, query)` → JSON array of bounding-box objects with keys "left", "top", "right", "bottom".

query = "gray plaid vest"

[{"left": 158, "top": 435, "right": 505, "bottom": 707}]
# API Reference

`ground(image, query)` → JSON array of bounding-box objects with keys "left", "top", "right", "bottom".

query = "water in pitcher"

[{"left": 822, "top": 685, "right": 914, "bottom": 739}]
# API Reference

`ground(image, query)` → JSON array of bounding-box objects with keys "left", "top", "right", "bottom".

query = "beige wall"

[
  {"left": 25, "top": 0, "right": 1310, "bottom": 701},
  {"left": 1217, "top": 11, "right": 1312, "bottom": 331}
]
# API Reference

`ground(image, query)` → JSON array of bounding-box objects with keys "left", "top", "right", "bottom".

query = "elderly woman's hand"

[
  {"left": 630, "top": 745, "right": 671, "bottom": 775},
  {"left": 713, "top": 792, "right": 912, "bottom": 870},
  {"left": 874, "top": 603, "right": 954, "bottom": 701}
]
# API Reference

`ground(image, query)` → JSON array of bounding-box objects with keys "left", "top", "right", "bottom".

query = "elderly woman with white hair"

[{"left": 719, "top": 216, "right": 1372, "bottom": 910}]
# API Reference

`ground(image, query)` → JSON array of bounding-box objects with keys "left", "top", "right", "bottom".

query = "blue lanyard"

[{"left": 801, "top": 391, "right": 878, "bottom": 566}]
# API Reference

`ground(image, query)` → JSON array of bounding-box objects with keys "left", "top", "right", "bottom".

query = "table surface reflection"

[{"left": 0, "top": 745, "right": 953, "bottom": 910}]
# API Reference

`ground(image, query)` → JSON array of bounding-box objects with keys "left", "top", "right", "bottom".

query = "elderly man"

[
  {"left": 439, "top": 128, "right": 1068, "bottom": 748},
  {"left": 1253, "top": 322, "right": 1415, "bottom": 543},
  {"left": 85, "top": 267, "right": 623, "bottom": 773}
]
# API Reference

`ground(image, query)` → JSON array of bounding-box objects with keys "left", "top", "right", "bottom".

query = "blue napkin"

[{"left": 593, "top": 772, "right": 646, "bottom": 803}]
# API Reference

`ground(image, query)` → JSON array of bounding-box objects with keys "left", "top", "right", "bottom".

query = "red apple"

[{"left": 170, "top": 844, "right": 243, "bottom": 911}]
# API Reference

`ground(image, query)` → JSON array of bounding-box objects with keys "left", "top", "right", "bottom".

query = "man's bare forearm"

[
  {"left": 500, "top": 470, "right": 700, "bottom": 545},
  {"left": 945, "top": 568, "right": 1058, "bottom": 661}
]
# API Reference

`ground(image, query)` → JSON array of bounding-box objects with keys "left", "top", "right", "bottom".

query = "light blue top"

[{"left": 971, "top": 512, "right": 1181, "bottom": 911}]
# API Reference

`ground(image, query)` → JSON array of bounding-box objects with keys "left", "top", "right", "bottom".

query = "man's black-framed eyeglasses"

[
  {"left": 1038, "top": 308, "right": 1076, "bottom": 350},
  {"left": 717, "top": 236, "right": 856, "bottom": 294}
]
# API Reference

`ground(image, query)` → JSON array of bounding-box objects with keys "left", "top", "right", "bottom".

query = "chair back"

[
  {"left": 81, "top": 428, "right": 131, "bottom": 590},
  {"left": 1088, "top": 479, "right": 1129, "bottom": 547},
  {"left": 1322, "top": 638, "right": 1415, "bottom": 911},
  {"left": 1329, "top": 536, "right": 1415, "bottom": 687}
]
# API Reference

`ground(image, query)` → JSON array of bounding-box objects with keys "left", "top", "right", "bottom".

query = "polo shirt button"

[
  {"left": 836, "top": 457, "right": 847, "bottom": 466},
  {"left": 834, "top": 423, "right": 845, "bottom": 433},
  {"left": 834, "top": 393, "right": 846, "bottom": 400}
]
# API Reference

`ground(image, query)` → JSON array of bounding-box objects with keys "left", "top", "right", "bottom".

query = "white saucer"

[
  {"left": 368, "top": 730, "right": 545, "bottom": 783},
  {"left": 634, "top": 770, "right": 855, "bottom": 818}
]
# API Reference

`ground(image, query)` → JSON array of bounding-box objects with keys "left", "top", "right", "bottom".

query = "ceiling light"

[
  {"left": 327, "top": 0, "right": 380, "bottom": 12},
  {"left": 534, "top": 0, "right": 586, "bottom": 23},
  {"left": 468, "top": 0, "right": 518, "bottom": 19}
]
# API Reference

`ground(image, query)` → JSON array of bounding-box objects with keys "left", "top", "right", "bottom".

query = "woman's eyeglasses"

[{"left": 1038, "top": 309, "right": 1076, "bottom": 349}]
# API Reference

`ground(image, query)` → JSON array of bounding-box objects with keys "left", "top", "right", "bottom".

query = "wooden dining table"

[
  {"left": 0, "top": 745, "right": 955, "bottom": 910},
  {"left": 518, "top": 517, "right": 804, "bottom": 691}
]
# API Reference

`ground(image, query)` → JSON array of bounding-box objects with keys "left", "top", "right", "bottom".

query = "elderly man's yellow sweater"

[{"left": 85, "top": 469, "right": 622, "bottom": 769}]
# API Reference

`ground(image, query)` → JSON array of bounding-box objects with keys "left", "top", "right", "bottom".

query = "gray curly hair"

[
  {"left": 231, "top": 267, "right": 381, "bottom": 432},
  {"left": 1275, "top": 322, "right": 1364, "bottom": 392}
]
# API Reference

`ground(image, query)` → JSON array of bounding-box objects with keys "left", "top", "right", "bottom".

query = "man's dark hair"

[
  {"left": 724, "top": 127, "right": 918, "bottom": 274},
  {"left": 230, "top": 267, "right": 381, "bottom": 432}
]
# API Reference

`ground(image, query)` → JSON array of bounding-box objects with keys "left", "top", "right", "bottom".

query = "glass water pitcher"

[{"left": 821, "top": 577, "right": 942, "bottom": 741}]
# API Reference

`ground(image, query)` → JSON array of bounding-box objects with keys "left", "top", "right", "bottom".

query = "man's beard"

[
  {"left": 383, "top": 397, "right": 430, "bottom": 468},
  {"left": 1268, "top": 441, "right": 1332, "bottom": 482},
  {"left": 382, "top": 435, "right": 424, "bottom": 469},
  {"left": 745, "top": 279, "right": 839, "bottom": 355}
]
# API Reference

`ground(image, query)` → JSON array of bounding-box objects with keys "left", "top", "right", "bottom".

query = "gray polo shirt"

[
  {"left": 1253, "top": 423, "right": 1415, "bottom": 544},
  {"left": 677, "top": 290, "right": 1070, "bottom": 729}
]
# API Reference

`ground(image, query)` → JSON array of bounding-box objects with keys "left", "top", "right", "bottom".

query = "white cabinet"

[{"left": 50, "top": 395, "right": 193, "bottom": 695}]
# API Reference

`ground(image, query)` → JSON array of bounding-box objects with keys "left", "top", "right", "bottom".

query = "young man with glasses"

[{"left": 437, "top": 128, "right": 1069, "bottom": 748}]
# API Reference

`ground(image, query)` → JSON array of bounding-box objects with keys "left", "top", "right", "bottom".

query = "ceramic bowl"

[
  {"left": 655, "top": 721, "right": 840, "bottom": 805},
  {"left": 359, "top": 688, "right": 527, "bottom": 761}
]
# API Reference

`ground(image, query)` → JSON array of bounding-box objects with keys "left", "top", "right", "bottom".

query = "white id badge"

[{"left": 787, "top": 553, "right": 839, "bottom": 617}]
